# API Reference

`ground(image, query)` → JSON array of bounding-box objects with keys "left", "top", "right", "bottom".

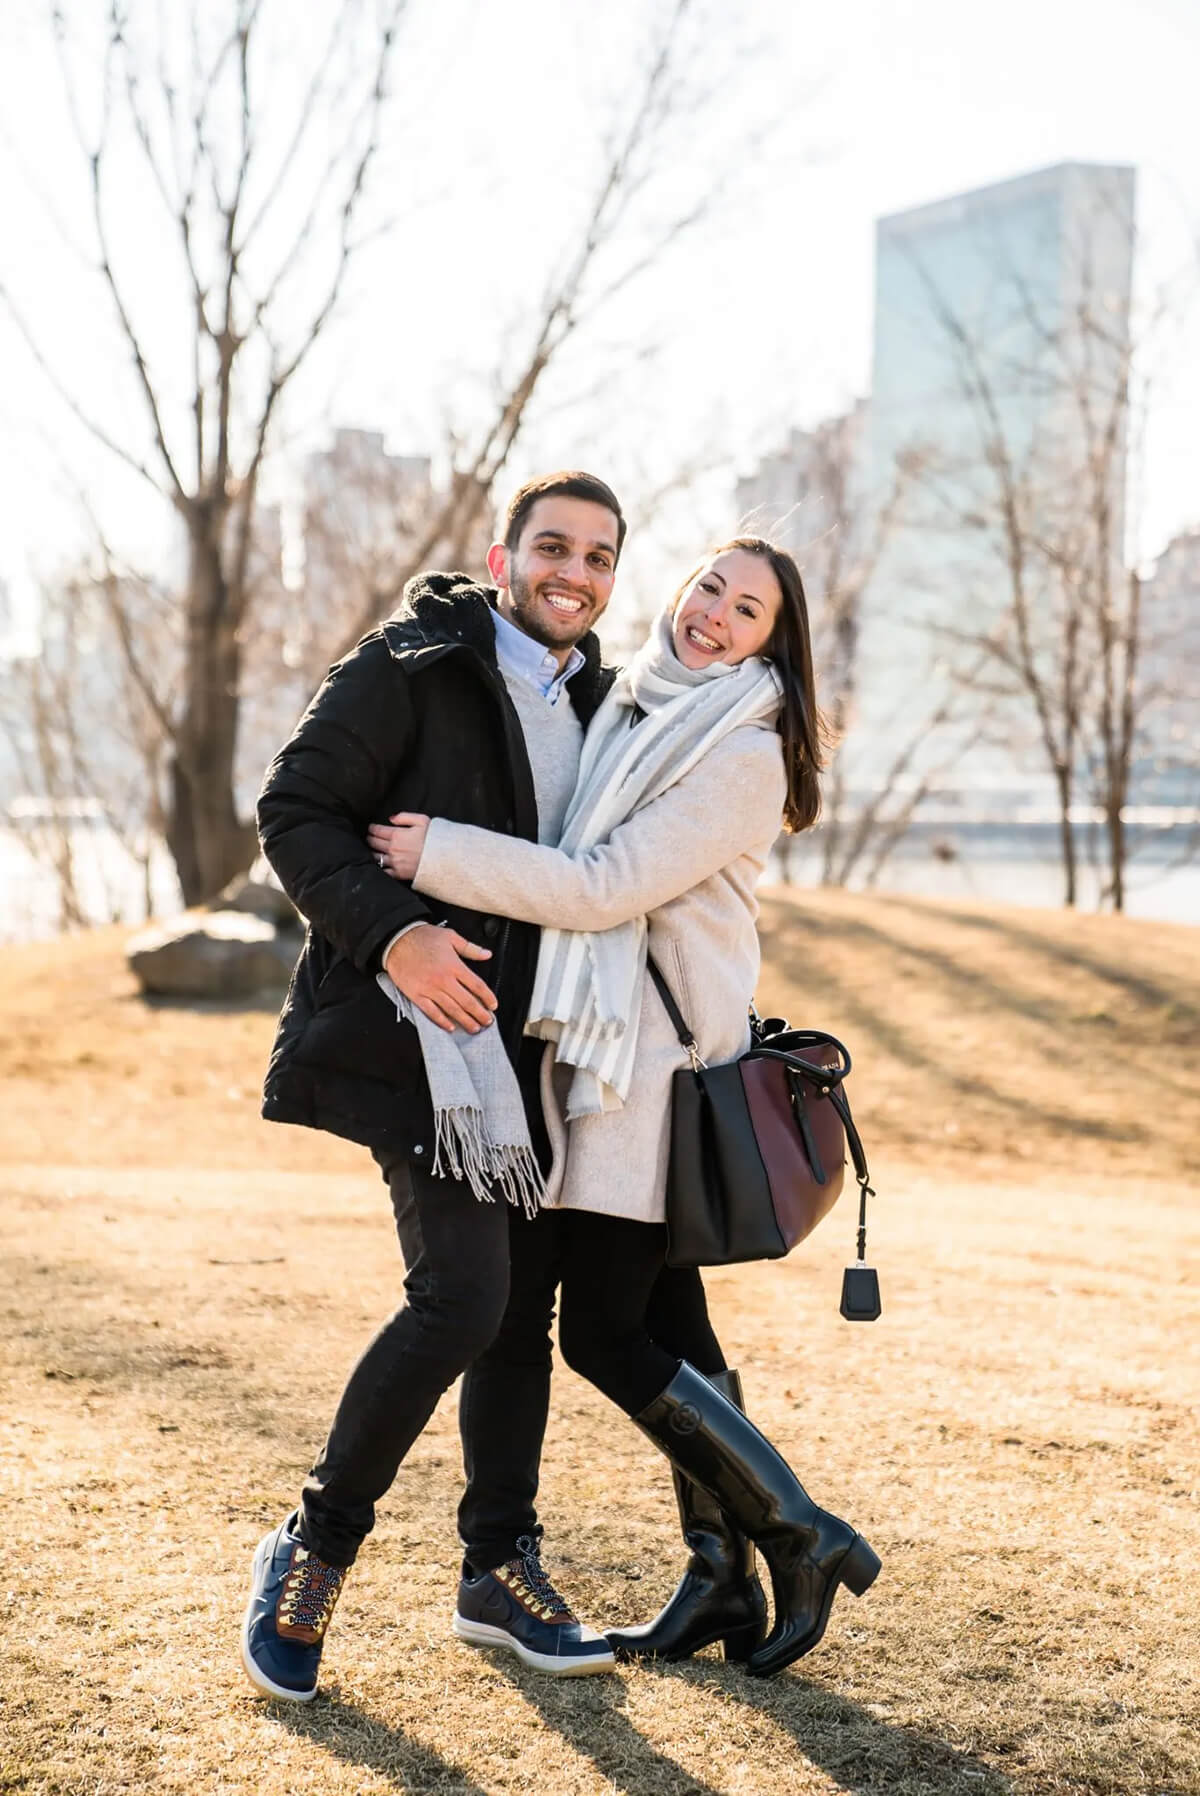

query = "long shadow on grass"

[
  {"left": 761, "top": 910, "right": 1141, "bottom": 1146},
  {"left": 486, "top": 1658, "right": 731, "bottom": 1796},
  {"left": 870, "top": 894, "right": 1200, "bottom": 1030},
  {"left": 668, "top": 1660, "right": 1014, "bottom": 1796},
  {"left": 762, "top": 896, "right": 1067, "bottom": 1029},
  {"left": 276, "top": 1695, "right": 494, "bottom": 1795},
  {"left": 486, "top": 1654, "right": 1013, "bottom": 1796}
]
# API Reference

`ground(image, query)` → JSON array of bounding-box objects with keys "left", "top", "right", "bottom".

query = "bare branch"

[
  {"left": 0, "top": 280, "right": 168, "bottom": 495},
  {"left": 828, "top": 660, "right": 989, "bottom": 887},
  {"left": 86, "top": 133, "right": 190, "bottom": 504},
  {"left": 233, "top": 3, "right": 361, "bottom": 248},
  {"left": 238, "top": 0, "right": 406, "bottom": 344}
]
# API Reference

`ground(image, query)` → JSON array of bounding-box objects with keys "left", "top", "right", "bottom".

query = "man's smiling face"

[{"left": 489, "top": 495, "right": 619, "bottom": 663}]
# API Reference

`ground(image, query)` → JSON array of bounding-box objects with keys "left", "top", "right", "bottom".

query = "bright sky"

[{"left": 1, "top": 0, "right": 1198, "bottom": 644}]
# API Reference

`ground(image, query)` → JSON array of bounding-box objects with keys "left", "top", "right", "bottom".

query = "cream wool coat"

[{"left": 412, "top": 721, "right": 788, "bottom": 1225}]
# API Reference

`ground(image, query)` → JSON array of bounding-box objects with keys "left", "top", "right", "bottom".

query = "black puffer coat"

[{"left": 256, "top": 573, "right": 613, "bottom": 1157}]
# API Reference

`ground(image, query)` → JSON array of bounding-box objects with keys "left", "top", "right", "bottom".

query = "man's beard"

[{"left": 506, "top": 569, "right": 593, "bottom": 649}]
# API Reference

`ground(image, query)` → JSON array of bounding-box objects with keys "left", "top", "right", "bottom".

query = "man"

[{"left": 242, "top": 472, "right": 625, "bottom": 1701}]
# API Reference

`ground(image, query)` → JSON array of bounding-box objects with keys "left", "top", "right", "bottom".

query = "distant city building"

[
  {"left": 237, "top": 426, "right": 500, "bottom": 788},
  {"left": 290, "top": 428, "right": 491, "bottom": 676},
  {"left": 1139, "top": 528, "right": 1200, "bottom": 800},
  {"left": 735, "top": 399, "right": 871, "bottom": 664},
  {"left": 303, "top": 428, "right": 436, "bottom": 613},
  {"left": 863, "top": 161, "right": 1137, "bottom": 791}
]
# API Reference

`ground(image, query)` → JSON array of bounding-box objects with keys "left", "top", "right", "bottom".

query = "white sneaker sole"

[
  {"left": 452, "top": 1612, "right": 616, "bottom": 1677},
  {"left": 239, "top": 1533, "right": 318, "bottom": 1703}
]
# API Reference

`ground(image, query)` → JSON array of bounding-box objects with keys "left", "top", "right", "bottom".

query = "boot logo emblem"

[{"left": 670, "top": 1403, "right": 701, "bottom": 1435}]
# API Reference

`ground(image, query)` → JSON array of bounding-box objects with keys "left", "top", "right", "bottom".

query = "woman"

[{"left": 369, "top": 537, "right": 880, "bottom": 1676}]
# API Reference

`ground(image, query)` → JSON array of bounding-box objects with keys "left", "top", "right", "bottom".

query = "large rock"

[
  {"left": 127, "top": 909, "right": 296, "bottom": 998},
  {"left": 216, "top": 865, "right": 301, "bottom": 930}
]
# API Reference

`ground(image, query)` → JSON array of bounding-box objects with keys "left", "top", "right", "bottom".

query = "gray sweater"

[
  {"left": 499, "top": 668, "right": 582, "bottom": 846},
  {"left": 414, "top": 722, "right": 787, "bottom": 1223}
]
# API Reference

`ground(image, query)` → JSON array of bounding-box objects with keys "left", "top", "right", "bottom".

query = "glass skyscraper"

[{"left": 858, "top": 162, "right": 1136, "bottom": 797}]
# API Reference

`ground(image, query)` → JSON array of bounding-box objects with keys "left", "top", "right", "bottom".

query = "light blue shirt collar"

[{"left": 491, "top": 603, "right": 584, "bottom": 705}]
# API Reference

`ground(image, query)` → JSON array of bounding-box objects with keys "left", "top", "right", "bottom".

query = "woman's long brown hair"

[{"left": 672, "top": 536, "right": 827, "bottom": 832}]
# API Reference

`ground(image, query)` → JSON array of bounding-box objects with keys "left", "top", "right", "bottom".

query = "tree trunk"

[
  {"left": 820, "top": 593, "right": 858, "bottom": 885},
  {"left": 1102, "top": 569, "right": 1139, "bottom": 916},
  {"left": 820, "top": 733, "right": 847, "bottom": 884},
  {"left": 165, "top": 522, "right": 257, "bottom": 906},
  {"left": 1054, "top": 763, "right": 1077, "bottom": 908},
  {"left": 1107, "top": 801, "right": 1126, "bottom": 912}
]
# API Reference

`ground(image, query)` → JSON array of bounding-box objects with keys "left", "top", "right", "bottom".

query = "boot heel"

[
  {"left": 722, "top": 1622, "right": 764, "bottom": 1663},
  {"left": 840, "top": 1535, "right": 881, "bottom": 1597}
]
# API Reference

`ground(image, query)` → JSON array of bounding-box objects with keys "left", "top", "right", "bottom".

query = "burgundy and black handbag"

[{"left": 648, "top": 957, "right": 880, "bottom": 1317}]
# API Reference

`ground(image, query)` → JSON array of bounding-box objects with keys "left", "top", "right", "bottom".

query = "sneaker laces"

[
  {"left": 512, "top": 1535, "right": 573, "bottom": 1621},
  {"left": 282, "top": 1549, "right": 346, "bottom": 1636}
]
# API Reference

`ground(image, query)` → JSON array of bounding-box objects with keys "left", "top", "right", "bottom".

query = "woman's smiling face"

[{"left": 671, "top": 547, "right": 783, "bottom": 669}]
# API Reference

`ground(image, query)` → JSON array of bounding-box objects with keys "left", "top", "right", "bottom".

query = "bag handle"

[{"left": 751, "top": 1039, "right": 853, "bottom": 1087}]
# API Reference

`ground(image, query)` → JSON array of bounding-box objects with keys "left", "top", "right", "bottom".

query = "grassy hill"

[
  {"left": 1, "top": 891, "right": 1197, "bottom": 1796},
  {"left": 3, "top": 887, "right": 1196, "bottom": 1181}
]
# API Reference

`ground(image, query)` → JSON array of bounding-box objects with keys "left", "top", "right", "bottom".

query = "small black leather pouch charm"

[{"left": 840, "top": 1264, "right": 881, "bottom": 1322}]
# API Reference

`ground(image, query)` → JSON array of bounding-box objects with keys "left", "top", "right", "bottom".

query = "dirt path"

[{"left": 1, "top": 891, "right": 1198, "bottom": 1795}]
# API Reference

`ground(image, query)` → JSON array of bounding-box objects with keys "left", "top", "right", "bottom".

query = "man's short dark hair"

[{"left": 502, "top": 471, "right": 627, "bottom": 561}]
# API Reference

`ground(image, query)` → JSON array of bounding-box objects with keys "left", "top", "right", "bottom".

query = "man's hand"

[{"left": 383, "top": 922, "right": 497, "bottom": 1034}]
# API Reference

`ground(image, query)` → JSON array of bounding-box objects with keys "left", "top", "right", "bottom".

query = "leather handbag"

[{"left": 648, "top": 957, "right": 877, "bottom": 1303}]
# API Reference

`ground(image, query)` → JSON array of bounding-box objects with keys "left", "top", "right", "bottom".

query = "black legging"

[
  {"left": 457, "top": 1205, "right": 723, "bottom": 1569},
  {"left": 558, "top": 1210, "right": 723, "bottom": 1414}
]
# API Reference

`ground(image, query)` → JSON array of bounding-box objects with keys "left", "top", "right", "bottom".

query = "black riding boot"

[
  {"left": 633, "top": 1361, "right": 880, "bottom": 1677},
  {"left": 607, "top": 1369, "right": 768, "bottom": 1663}
]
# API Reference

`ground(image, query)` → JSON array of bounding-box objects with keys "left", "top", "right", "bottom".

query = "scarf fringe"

[{"left": 432, "top": 1105, "right": 546, "bottom": 1218}]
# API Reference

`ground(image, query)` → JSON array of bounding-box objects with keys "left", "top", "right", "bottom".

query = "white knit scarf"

[
  {"left": 377, "top": 966, "right": 546, "bottom": 1215},
  {"left": 526, "top": 606, "right": 781, "bottom": 1118}
]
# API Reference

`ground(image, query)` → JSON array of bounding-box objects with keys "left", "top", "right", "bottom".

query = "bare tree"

[
  {"left": 0, "top": 644, "right": 91, "bottom": 933},
  {"left": 821, "top": 680, "right": 992, "bottom": 889},
  {"left": 321, "top": 0, "right": 737, "bottom": 665},
  {"left": 2, "top": 0, "right": 406, "bottom": 903},
  {"left": 800, "top": 434, "right": 936, "bottom": 887},
  {"left": 731, "top": 405, "right": 981, "bottom": 888},
  {"left": 1048, "top": 241, "right": 1146, "bottom": 910},
  {"left": 919, "top": 346, "right": 1095, "bottom": 907},
  {"left": 0, "top": 563, "right": 174, "bottom": 931},
  {"left": 4, "top": 0, "right": 779, "bottom": 907},
  {"left": 892, "top": 184, "right": 1177, "bottom": 911},
  {"left": 1134, "top": 528, "right": 1200, "bottom": 872}
]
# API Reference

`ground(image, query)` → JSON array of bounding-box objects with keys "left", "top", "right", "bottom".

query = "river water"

[
  {"left": 1, "top": 824, "right": 181, "bottom": 942},
  {"left": 2, "top": 818, "right": 1196, "bottom": 943},
  {"left": 769, "top": 823, "right": 1200, "bottom": 926}
]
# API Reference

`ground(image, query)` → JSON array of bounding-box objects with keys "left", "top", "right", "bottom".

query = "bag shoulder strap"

[{"left": 646, "top": 953, "right": 696, "bottom": 1051}]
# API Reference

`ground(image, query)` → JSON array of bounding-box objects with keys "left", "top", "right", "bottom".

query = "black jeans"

[
  {"left": 458, "top": 1207, "right": 725, "bottom": 1572},
  {"left": 297, "top": 1153, "right": 515, "bottom": 1568}
]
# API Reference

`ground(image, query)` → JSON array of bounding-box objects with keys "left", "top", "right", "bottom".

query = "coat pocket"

[
  {"left": 296, "top": 957, "right": 423, "bottom": 1086},
  {"left": 666, "top": 940, "right": 695, "bottom": 1031}
]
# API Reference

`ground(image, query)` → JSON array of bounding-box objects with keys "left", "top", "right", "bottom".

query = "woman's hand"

[{"left": 367, "top": 812, "right": 430, "bottom": 880}]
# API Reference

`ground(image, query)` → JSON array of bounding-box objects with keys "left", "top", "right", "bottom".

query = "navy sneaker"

[
  {"left": 452, "top": 1535, "right": 615, "bottom": 1676},
  {"left": 240, "top": 1515, "right": 347, "bottom": 1702}
]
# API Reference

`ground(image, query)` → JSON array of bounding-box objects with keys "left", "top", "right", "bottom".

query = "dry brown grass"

[{"left": 1, "top": 890, "right": 1198, "bottom": 1796}]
